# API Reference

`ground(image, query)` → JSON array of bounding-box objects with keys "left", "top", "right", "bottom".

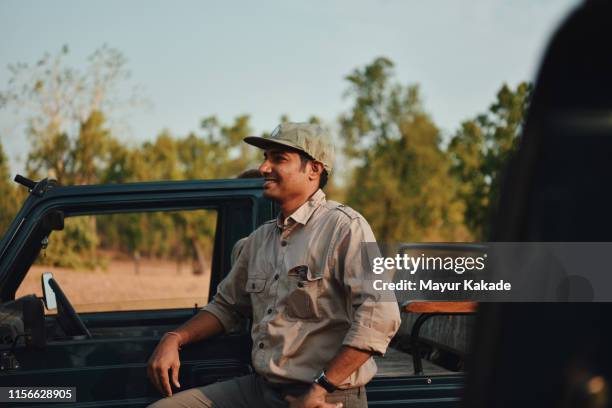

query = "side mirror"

[{"left": 41, "top": 272, "right": 57, "bottom": 310}]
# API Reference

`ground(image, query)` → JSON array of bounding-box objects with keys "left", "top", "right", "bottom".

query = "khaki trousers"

[{"left": 148, "top": 374, "right": 368, "bottom": 408}]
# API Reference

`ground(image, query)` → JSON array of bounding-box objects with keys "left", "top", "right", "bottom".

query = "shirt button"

[
  {"left": 258, "top": 342, "right": 264, "bottom": 349},
  {"left": 267, "top": 308, "right": 273, "bottom": 314},
  {"left": 274, "top": 274, "right": 279, "bottom": 280},
  {"left": 281, "top": 240, "right": 288, "bottom": 247}
]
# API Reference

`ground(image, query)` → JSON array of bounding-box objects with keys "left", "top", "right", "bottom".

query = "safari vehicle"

[{"left": 0, "top": 176, "right": 465, "bottom": 407}]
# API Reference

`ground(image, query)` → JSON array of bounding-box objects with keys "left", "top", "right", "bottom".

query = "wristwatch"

[{"left": 313, "top": 370, "right": 337, "bottom": 393}]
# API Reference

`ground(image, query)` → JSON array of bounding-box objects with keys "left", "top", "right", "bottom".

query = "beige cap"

[{"left": 244, "top": 122, "right": 335, "bottom": 173}]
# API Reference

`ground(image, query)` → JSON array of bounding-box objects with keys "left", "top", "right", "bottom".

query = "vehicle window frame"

[
  {"left": 25, "top": 206, "right": 220, "bottom": 314},
  {"left": 1, "top": 188, "right": 262, "bottom": 305}
]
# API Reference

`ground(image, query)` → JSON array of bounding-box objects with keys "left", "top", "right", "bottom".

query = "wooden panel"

[{"left": 403, "top": 301, "right": 478, "bottom": 314}]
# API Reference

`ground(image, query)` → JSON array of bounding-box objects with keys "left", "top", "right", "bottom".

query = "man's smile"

[{"left": 263, "top": 178, "right": 279, "bottom": 187}]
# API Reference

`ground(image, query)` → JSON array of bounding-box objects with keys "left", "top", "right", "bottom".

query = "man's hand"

[
  {"left": 145, "top": 312, "right": 225, "bottom": 397},
  {"left": 147, "top": 334, "right": 182, "bottom": 397},
  {"left": 285, "top": 385, "right": 342, "bottom": 408}
]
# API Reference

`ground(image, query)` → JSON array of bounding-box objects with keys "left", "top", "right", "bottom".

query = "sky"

[{"left": 0, "top": 0, "right": 581, "bottom": 176}]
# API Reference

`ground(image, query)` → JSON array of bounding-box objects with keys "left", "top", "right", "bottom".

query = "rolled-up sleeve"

[
  {"left": 338, "top": 218, "right": 401, "bottom": 355},
  {"left": 201, "top": 236, "right": 252, "bottom": 333}
]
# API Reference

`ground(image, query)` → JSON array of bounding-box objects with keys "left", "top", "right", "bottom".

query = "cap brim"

[{"left": 243, "top": 136, "right": 305, "bottom": 153}]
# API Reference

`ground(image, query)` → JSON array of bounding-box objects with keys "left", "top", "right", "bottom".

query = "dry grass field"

[{"left": 16, "top": 258, "right": 211, "bottom": 313}]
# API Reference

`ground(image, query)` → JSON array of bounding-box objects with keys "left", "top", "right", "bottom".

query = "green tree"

[
  {"left": 176, "top": 115, "right": 259, "bottom": 274},
  {"left": 0, "top": 140, "right": 20, "bottom": 237},
  {"left": 448, "top": 82, "right": 532, "bottom": 239},
  {"left": 0, "top": 46, "right": 137, "bottom": 268},
  {"left": 340, "top": 57, "right": 468, "bottom": 243},
  {"left": 0, "top": 45, "right": 133, "bottom": 185},
  {"left": 139, "top": 131, "right": 182, "bottom": 181},
  {"left": 72, "top": 110, "right": 112, "bottom": 185},
  {"left": 43, "top": 217, "right": 101, "bottom": 269},
  {"left": 100, "top": 138, "right": 135, "bottom": 183},
  {"left": 97, "top": 115, "right": 259, "bottom": 275},
  {"left": 198, "top": 114, "right": 259, "bottom": 177}
]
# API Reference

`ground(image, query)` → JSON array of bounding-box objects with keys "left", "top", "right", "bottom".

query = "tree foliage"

[
  {"left": 0, "top": 45, "right": 131, "bottom": 185},
  {"left": 0, "top": 140, "right": 22, "bottom": 237},
  {"left": 95, "top": 114, "right": 259, "bottom": 273},
  {"left": 0, "top": 48, "right": 532, "bottom": 271},
  {"left": 340, "top": 57, "right": 469, "bottom": 242},
  {"left": 448, "top": 82, "right": 532, "bottom": 239},
  {"left": 0, "top": 47, "right": 260, "bottom": 271}
]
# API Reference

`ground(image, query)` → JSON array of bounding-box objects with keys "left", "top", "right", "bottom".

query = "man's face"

[{"left": 258, "top": 148, "right": 313, "bottom": 202}]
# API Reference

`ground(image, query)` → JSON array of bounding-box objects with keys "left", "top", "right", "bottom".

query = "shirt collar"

[{"left": 276, "top": 189, "right": 327, "bottom": 229}]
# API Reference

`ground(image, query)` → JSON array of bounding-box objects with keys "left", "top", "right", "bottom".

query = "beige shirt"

[{"left": 202, "top": 189, "right": 401, "bottom": 387}]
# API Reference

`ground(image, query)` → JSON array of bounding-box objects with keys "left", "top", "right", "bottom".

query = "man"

[{"left": 148, "top": 123, "right": 400, "bottom": 408}]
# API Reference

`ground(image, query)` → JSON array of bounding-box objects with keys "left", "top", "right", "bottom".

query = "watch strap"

[{"left": 314, "top": 370, "right": 337, "bottom": 393}]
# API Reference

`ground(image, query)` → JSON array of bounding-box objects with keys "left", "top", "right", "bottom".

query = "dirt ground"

[{"left": 16, "top": 258, "right": 211, "bottom": 313}]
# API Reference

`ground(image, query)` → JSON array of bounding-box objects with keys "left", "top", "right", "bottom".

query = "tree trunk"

[{"left": 191, "top": 238, "right": 208, "bottom": 277}]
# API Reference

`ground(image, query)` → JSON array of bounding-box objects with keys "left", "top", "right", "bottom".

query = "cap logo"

[{"left": 270, "top": 125, "right": 281, "bottom": 139}]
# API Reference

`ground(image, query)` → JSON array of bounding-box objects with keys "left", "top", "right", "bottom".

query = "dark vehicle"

[{"left": 0, "top": 176, "right": 464, "bottom": 407}]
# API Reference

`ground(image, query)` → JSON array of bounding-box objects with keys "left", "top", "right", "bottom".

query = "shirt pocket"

[
  {"left": 246, "top": 250, "right": 271, "bottom": 297},
  {"left": 245, "top": 277, "right": 267, "bottom": 294},
  {"left": 284, "top": 265, "right": 323, "bottom": 320}
]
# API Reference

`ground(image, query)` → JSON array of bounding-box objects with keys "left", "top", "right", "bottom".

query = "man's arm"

[
  {"left": 323, "top": 346, "right": 372, "bottom": 387},
  {"left": 147, "top": 235, "right": 254, "bottom": 397},
  {"left": 147, "top": 311, "right": 224, "bottom": 397}
]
